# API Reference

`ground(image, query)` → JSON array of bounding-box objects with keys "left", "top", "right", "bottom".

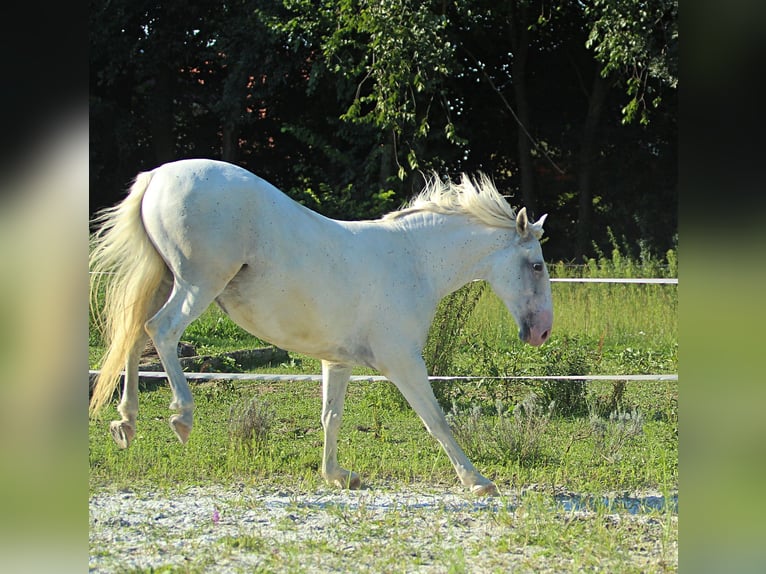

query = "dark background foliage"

[{"left": 90, "top": 0, "right": 677, "bottom": 261}]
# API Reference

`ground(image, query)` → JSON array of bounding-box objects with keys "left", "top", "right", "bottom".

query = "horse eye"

[{"left": 532, "top": 262, "right": 543, "bottom": 272}]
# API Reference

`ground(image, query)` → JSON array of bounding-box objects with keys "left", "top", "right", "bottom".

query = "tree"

[
  {"left": 90, "top": 0, "right": 677, "bottom": 261},
  {"left": 586, "top": 0, "right": 678, "bottom": 126},
  {"left": 573, "top": 0, "right": 678, "bottom": 257},
  {"left": 90, "top": 0, "right": 225, "bottom": 207},
  {"left": 281, "top": 0, "right": 459, "bottom": 179}
]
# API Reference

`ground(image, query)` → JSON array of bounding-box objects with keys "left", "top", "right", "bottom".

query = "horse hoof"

[
  {"left": 109, "top": 420, "right": 135, "bottom": 449},
  {"left": 471, "top": 482, "right": 499, "bottom": 497},
  {"left": 346, "top": 472, "right": 362, "bottom": 490},
  {"left": 169, "top": 414, "right": 192, "bottom": 444},
  {"left": 328, "top": 471, "right": 362, "bottom": 490}
]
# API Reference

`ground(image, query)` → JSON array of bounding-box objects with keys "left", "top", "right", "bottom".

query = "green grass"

[
  {"left": 89, "top": 251, "right": 677, "bottom": 572},
  {"left": 90, "top": 251, "right": 677, "bottom": 500},
  {"left": 89, "top": 379, "right": 677, "bottom": 570},
  {"left": 89, "top": 376, "right": 676, "bottom": 497}
]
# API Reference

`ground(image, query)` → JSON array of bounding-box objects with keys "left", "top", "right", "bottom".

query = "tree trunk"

[
  {"left": 220, "top": 55, "right": 249, "bottom": 163},
  {"left": 222, "top": 120, "right": 238, "bottom": 163},
  {"left": 379, "top": 137, "right": 394, "bottom": 188},
  {"left": 148, "top": 63, "right": 175, "bottom": 165},
  {"left": 509, "top": 3, "right": 536, "bottom": 215},
  {"left": 576, "top": 71, "right": 610, "bottom": 259}
]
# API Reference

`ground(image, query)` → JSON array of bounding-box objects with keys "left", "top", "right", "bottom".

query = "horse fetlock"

[
  {"left": 169, "top": 398, "right": 195, "bottom": 412},
  {"left": 470, "top": 481, "right": 499, "bottom": 497},
  {"left": 169, "top": 413, "right": 194, "bottom": 444},
  {"left": 325, "top": 469, "right": 362, "bottom": 490},
  {"left": 109, "top": 420, "right": 135, "bottom": 449},
  {"left": 116, "top": 403, "right": 138, "bottom": 423}
]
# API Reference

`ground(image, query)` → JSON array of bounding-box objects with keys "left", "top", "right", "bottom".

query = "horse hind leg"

[
  {"left": 144, "top": 279, "right": 219, "bottom": 444},
  {"left": 109, "top": 282, "right": 170, "bottom": 449},
  {"left": 109, "top": 336, "right": 147, "bottom": 448}
]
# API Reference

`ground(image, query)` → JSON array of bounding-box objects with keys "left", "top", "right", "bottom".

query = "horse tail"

[{"left": 89, "top": 170, "right": 169, "bottom": 417}]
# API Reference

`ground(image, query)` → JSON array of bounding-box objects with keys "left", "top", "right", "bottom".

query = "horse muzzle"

[{"left": 518, "top": 309, "right": 553, "bottom": 347}]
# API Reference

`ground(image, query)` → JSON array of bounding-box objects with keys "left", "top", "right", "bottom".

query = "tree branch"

[{"left": 463, "top": 48, "right": 565, "bottom": 175}]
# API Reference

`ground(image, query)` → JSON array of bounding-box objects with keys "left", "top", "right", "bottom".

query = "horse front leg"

[
  {"left": 383, "top": 354, "right": 498, "bottom": 496},
  {"left": 320, "top": 361, "right": 361, "bottom": 489}
]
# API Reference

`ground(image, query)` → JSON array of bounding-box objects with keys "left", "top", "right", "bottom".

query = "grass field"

[{"left": 89, "top": 247, "right": 678, "bottom": 571}]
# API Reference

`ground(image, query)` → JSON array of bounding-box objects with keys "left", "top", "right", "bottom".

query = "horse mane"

[{"left": 384, "top": 172, "right": 516, "bottom": 228}]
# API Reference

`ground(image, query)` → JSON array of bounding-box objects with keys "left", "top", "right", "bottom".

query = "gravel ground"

[{"left": 89, "top": 484, "right": 677, "bottom": 573}]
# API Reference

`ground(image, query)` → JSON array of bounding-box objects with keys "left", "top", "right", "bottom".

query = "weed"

[
  {"left": 614, "top": 345, "right": 676, "bottom": 374},
  {"left": 538, "top": 335, "right": 591, "bottom": 417},
  {"left": 361, "top": 381, "right": 408, "bottom": 439},
  {"left": 511, "top": 394, "right": 557, "bottom": 462},
  {"left": 589, "top": 407, "right": 645, "bottom": 464},
  {"left": 424, "top": 281, "right": 487, "bottom": 406},
  {"left": 446, "top": 546, "right": 467, "bottom": 573},
  {"left": 228, "top": 396, "right": 276, "bottom": 453},
  {"left": 220, "top": 534, "right": 268, "bottom": 552},
  {"left": 447, "top": 393, "right": 554, "bottom": 465}
]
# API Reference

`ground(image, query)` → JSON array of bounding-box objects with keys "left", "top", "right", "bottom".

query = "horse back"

[{"left": 140, "top": 159, "right": 328, "bottom": 272}]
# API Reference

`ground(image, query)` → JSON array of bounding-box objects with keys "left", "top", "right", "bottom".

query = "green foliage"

[
  {"left": 538, "top": 336, "right": 590, "bottom": 417},
  {"left": 585, "top": 0, "right": 678, "bottom": 124},
  {"left": 89, "top": 252, "right": 677, "bottom": 497},
  {"left": 423, "top": 281, "right": 487, "bottom": 406},
  {"left": 588, "top": 407, "right": 645, "bottom": 464},
  {"left": 361, "top": 381, "right": 409, "bottom": 438},
  {"left": 577, "top": 227, "right": 678, "bottom": 278},
  {"left": 283, "top": 0, "right": 458, "bottom": 178},
  {"left": 293, "top": 180, "right": 397, "bottom": 221},
  {"left": 88, "top": 279, "right": 106, "bottom": 349},
  {"left": 90, "top": 0, "right": 678, "bottom": 261},
  {"left": 174, "top": 305, "right": 265, "bottom": 355},
  {"left": 89, "top": 375, "right": 676, "bottom": 494},
  {"left": 228, "top": 396, "right": 277, "bottom": 453},
  {"left": 447, "top": 394, "right": 555, "bottom": 465},
  {"left": 416, "top": 248, "right": 676, "bottom": 416}
]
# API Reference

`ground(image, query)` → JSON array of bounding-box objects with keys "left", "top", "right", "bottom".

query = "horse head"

[{"left": 486, "top": 207, "right": 553, "bottom": 347}]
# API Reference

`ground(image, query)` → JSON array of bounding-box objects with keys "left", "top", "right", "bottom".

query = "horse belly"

[{"left": 215, "top": 272, "right": 370, "bottom": 364}]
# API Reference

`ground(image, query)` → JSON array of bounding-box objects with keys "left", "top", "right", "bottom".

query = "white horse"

[{"left": 89, "top": 158, "right": 552, "bottom": 496}]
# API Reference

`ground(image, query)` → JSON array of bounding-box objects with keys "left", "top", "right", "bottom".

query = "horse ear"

[
  {"left": 516, "top": 207, "right": 529, "bottom": 237},
  {"left": 531, "top": 213, "right": 547, "bottom": 240}
]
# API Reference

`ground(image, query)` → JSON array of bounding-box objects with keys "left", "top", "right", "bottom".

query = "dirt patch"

[
  {"left": 139, "top": 343, "right": 289, "bottom": 372},
  {"left": 89, "top": 484, "right": 677, "bottom": 572}
]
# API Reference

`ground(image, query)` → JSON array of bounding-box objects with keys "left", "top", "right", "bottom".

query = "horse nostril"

[{"left": 541, "top": 330, "right": 549, "bottom": 341}]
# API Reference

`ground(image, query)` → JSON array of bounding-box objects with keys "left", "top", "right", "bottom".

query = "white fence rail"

[
  {"left": 91, "top": 272, "right": 677, "bottom": 285},
  {"left": 89, "top": 370, "right": 677, "bottom": 383},
  {"left": 550, "top": 278, "right": 677, "bottom": 284},
  {"left": 89, "top": 276, "right": 678, "bottom": 383}
]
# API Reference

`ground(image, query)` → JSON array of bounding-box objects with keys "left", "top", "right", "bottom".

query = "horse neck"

[{"left": 403, "top": 213, "right": 508, "bottom": 299}]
